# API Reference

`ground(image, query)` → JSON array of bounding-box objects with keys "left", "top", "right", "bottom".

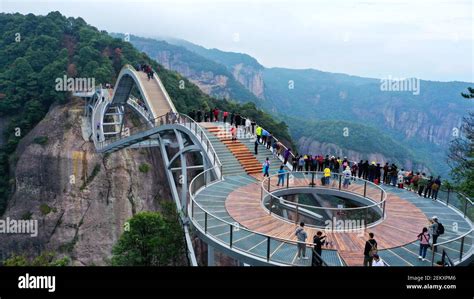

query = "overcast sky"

[{"left": 2, "top": 0, "right": 473, "bottom": 82}]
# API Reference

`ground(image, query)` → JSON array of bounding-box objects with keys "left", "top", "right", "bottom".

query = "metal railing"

[
  {"left": 260, "top": 171, "right": 387, "bottom": 229},
  {"left": 426, "top": 187, "right": 474, "bottom": 266},
  {"left": 127, "top": 95, "right": 154, "bottom": 123},
  {"left": 197, "top": 109, "right": 296, "bottom": 162},
  {"left": 435, "top": 187, "right": 473, "bottom": 220},
  {"left": 430, "top": 229, "right": 473, "bottom": 266},
  {"left": 188, "top": 167, "right": 343, "bottom": 266}
]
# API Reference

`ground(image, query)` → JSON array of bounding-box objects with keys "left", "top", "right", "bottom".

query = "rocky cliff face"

[
  {"left": 153, "top": 51, "right": 233, "bottom": 99},
  {"left": 0, "top": 99, "right": 172, "bottom": 265},
  {"left": 379, "top": 105, "right": 462, "bottom": 146},
  {"left": 297, "top": 136, "right": 429, "bottom": 173},
  {"left": 231, "top": 63, "right": 265, "bottom": 99}
]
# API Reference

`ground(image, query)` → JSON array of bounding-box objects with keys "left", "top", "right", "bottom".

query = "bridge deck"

[
  {"left": 193, "top": 122, "right": 473, "bottom": 266},
  {"left": 135, "top": 71, "right": 174, "bottom": 118}
]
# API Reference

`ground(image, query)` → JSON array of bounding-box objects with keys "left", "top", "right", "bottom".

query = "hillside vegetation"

[{"left": 0, "top": 12, "right": 292, "bottom": 214}]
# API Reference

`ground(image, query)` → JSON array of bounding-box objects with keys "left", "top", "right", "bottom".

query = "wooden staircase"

[{"left": 206, "top": 125, "right": 262, "bottom": 175}]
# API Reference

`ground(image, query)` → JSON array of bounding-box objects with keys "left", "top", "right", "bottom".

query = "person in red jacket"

[
  {"left": 223, "top": 111, "right": 228, "bottom": 123},
  {"left": 213, "top": 108, "right": 219, "bottom": 122}
]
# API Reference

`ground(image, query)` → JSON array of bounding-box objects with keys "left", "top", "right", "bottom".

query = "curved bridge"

[{"left": 79, "top": 65, "right": 473, "bottom": 267}]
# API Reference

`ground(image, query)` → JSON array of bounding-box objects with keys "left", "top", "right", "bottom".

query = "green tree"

[
  {"left": 448, "top": 87, "right": 474, "bottom": 196},
  {"left": 111, "top": 204, "right": 185, "bottom": 266},
  {"left": 3, "top": 252, "right": 69, "bottom": 266}
]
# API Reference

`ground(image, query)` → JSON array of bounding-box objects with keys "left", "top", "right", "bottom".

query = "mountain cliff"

[
  {"left": 0, "top": 99, "right": 172, "bottom": 265},
  {"left": 131, "top": 36, "right": 473, "bottom": 176}
]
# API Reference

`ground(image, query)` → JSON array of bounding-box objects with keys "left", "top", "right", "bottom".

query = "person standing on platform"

[
  {"left": 256, "top": 126, "right": 262, "bottom": 143},
  {"left": 417, "top": 227, "right": 430, "bottom": 261},
  {"left": 312, "top": 231, "right": 326, "bottom": 266},
  {"left": 196, "top": 110, "right": 202, "bottom": 122},
  {"left": 295, "top": 222, "right": 308, "bottom": 260},
  {"left": 263, "top": 158, "right": 270, "bottom": 177},
  {"left": 363, "top": 232, "right": 377, "bottom": 266},
  {"left": 254, "top": 136, "right": 259, "bottom": 155},
  {"left": 276, "top": 165, "right": 286, "bottom": 186},
  {"left": 223, "top": 111, "right": 228, "bottom": 123}
]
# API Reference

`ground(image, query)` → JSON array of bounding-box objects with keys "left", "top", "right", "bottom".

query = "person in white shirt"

[
  {"left": 371, "top": 254, "right": 385, "bottom": 266},
  {"left": 245, "top": 118, "right": 252, "bottom": 136}
]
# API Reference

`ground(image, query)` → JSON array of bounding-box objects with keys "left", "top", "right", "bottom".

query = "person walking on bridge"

[
  {"left": 213, "top": 108, "right": 219, "bottom": 122},
  {"left": 263, "top": 158, "right": 270, "bottom": 177},
  {"left": 295, "top": 222, "right": 308, "bottom": 260},
  {"left": 276, "top": 165, "right": 286, "bottom": 186},
  {"left": 417, "top": 227, "right": 430, "bottom": 261}
]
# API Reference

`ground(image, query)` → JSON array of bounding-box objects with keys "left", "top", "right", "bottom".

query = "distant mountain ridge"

[{"left": 119, "top": 33, "right": 473, "bottom": 176}]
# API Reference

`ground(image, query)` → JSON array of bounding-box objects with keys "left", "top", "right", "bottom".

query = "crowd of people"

[
  {"left": 189, "top": 108, "right": 256, "bottom": 133},
  {"left": 294, "top": 220, "right": 446, "bottom": 267},
  {"left": 135, "top": 63, "right": 155, "bottom": 80},
  {"left": 283, "top": 154, "right": 443, "bottom": 200}
]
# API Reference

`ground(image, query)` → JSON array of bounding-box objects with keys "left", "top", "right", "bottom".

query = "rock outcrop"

[{"left": 0, "top": 98, "right": 172, "bottom": 265}]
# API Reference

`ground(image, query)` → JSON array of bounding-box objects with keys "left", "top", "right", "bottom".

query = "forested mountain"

[
  {"left": 127, "top": 36, "right": 473, "bottom": 177},
  {"left": 0, "top": 12, "right": 291, "bottom": 215}
]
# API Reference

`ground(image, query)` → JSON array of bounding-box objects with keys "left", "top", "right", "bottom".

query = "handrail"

[
  {"left": 432, "top": 228, "right": 473, "bottom": 248},
  {"left": 259, "top": 171, "right": 387, "bottom": 230},
  {"left": 188, "top": 167, "right": 340, "bottom": 266},
  {"left": 261, "top": 171, "right": 387, "bottom": 211},
  {"left": 178, "top": 113, "right": 222, "bottom": 172}
]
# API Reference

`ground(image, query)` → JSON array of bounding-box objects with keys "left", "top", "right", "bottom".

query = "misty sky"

[{"left": 2, "top": 0, "right": 473, "bottom": 82}]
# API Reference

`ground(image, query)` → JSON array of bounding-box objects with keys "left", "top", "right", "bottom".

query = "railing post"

[
  {"left": 204, "top": 212, "right": 208, "bottom": 234},
  {"left": 295, "top": 204, "right": 299, "bottom": 224},
  {"left": 267, "top": 177, "right": 271, "bottom": 192},
  {"left": 338, "top": 175, "right": 342, "bottom": 190},
  {"left": 365, "top": 208, "right": 368, "bottom": 226},
  {"left": 229, "top": 225, "right": 233, "bottom": 248},
  {"left": 213, "top": 152, "right": 216, "bottom": 166},
  {"left": 311, "top": 172, "right": 315, "bottom": 187},
  {"left": 383, "top": 202, "right": 386, "bottom": 218},
  {"left": 332, "top": 214, "right": 335, "bottom": 232},
  {"left": 286, "top": 172, "right": 289, "bottom": 188},
  {"left": 459, "top": 236, "right": 465, "bottom": 261},
  {"left": 191, "top": 201, "right": 194, "bottom": 218},
  {"left": 446, "top": 188, "right": 450, "bottom": 206},
  {"left": 266, "top": 236, "right": 271, "bottom": 262},
  {"left": 363, "top": 181, "right": 367, "bottom": 197},
  {"left": 463, "top": 199, "right": 468, "bottom": 218},
  {"left": 380, "top": 190, "right": 384, "bottom": 202}
]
